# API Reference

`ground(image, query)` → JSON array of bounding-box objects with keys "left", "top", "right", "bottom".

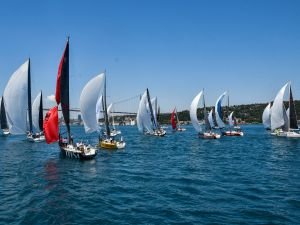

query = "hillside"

[{"left": 157, "top": 101, "right": 300, "bottom": 124}]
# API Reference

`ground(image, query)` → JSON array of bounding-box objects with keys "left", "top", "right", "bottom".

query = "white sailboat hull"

[{"left": 286, "top": 131, "right": 300, "bottom": 138}]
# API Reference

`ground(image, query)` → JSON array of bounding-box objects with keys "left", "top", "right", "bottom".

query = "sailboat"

[
  {"left": 216, "top": 92, "right": 243, "bottom": 136},
  {"left": 0, "top": 96, "right": 10, "bottom": 135},
  {"left": 99, "top": 72, "right": 126, "bottom": 149},
  {"left": 270, "top": 82, "right": 300, "bottom": 137},
  {"left": 224, "top": 111, "right": 244, "bottom": 136},
  {"left": 44, "top": 38, "right": 97, "bottom": 159},
  {"left": 107, "top": 103, "right": 121, "bottom": 136},
  {"left": 3, "top": 59, "right": 34, "bottom": 138},
  {"left": 28, "top": 91, "right": 46, "bottom": 142},
  {"left": 190, "top": 90, "right": 220, "bottom": 139},
  {"left": 136, "top": 88, "right": 166, "bottom": 136},
  {"left": 171, "top": 107, "right": 186, "bottom": 131},
  {"left": 262, "top": 103, "right": 271, "bottom": 130}
]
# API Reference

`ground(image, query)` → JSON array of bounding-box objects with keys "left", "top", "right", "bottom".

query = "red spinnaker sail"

[
  {"left": 43, "top": 106, "right": 59, "bottom": 144},
  {"left": 171, "top": 108, "right": 177, "bottom": 129}
]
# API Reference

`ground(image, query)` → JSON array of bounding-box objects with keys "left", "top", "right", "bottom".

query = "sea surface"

[{"left": 0, "top": 125, "right": 300, "bottom": 225}]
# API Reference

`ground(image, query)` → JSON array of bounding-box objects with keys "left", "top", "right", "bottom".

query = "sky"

[{"left": 0, "top": 0, "right": 300, "bottom": 114}]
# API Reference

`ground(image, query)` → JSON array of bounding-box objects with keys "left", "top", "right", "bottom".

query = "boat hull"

[
  {"left": 100, "top": 139, "right": 126, "bottom": 149},
  {"left": 59, "top": 142, "right": 97, "bottom": 160},
  {"left": 223, "top": 130, "right": 244, "bottom": 136},
  {"left": 201, "top": 132, "right": 221, "bottom": 139},
  {"left": 286, "top": 131, "right": 300, "bottom": 138},
  {"left": 27, "top": 134, "right": 45, "bottom": 142}
]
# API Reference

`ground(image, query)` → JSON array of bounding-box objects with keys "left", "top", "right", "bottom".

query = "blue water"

[{"left": 0, "top": 125, "right": 300, "bottom": 224}]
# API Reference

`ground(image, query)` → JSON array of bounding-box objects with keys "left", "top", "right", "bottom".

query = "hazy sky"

[{"left": 0, "top": 0, "right": 300, "bottom": 113}]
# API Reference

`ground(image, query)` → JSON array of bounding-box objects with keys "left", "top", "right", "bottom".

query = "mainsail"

[
  {"left": 55, "top": 38, "right": 70, "bottom": 141},
  {"left": 79, "top": 73, "right": 104, "bottom": 133},
  {"left": 103, "top": 73, "right": 110, "bottom": 137},
  {"left": 288, "top": 85, "right": 298, "bottom": 130},
  {"left": 3, "top": 60, "right": 30, "bottom": 134},
  {"left": 146, "top": 89, "right": 157, "bottom": 130},
  {"left": 0, "top": 97, "right": 8, "bottom": 130},
  {"left": 203, "top": 92, "right": 211, "bottom": 131}
]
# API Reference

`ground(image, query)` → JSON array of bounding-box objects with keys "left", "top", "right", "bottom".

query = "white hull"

[
  {"left": 2, "top": 129, "right": 10, "bottom": 135},
  {"left": 271, "top": 129, "right": 287, "bottom": 137},
  {"left": 28, "top": 134, "right": 46, "bottom": 142},
  {"left": 286, "top": 131, "right": 300, "bottom": 138},
  {"left": 202, "top": 132, "right": 221, "bottom": 139},
  {"left": 223, "top": 130, "right": 244, "bottom": 136},
  {"left": 60, "top": 141, "right": 97, "bottom": 159}
]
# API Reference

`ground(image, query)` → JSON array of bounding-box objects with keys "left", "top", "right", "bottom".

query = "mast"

[
  {"left": 0, "top": 97, "right": 8, "bottom": 130},
  {"left": 103, "top": 72, "right": 110, "bottom": 137},
  {"left": 146, "top": 88, "right": 157, "bottom": 130},
  {"left": 289, "top": 84, "right": 298, "bottom": 130},
  {"left": 39, "top": 91, "right": 43, "bottom": 131},
  {"left": 28, "top": 58, "right": 33, "bottom": 133}
]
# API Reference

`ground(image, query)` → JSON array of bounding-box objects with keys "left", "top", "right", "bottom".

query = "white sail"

[
  {"left": 286, "top": 108, "right": 290, "bottom": 121},
  {"left": 271, "top": 82, "right": 289, "bottom": 131},
  {"left": 151, "top": 97, "right": 158, "bottom": 127},
  {"left": 137, "top": 90, "right": 153, "bottom": 134},
  {"left": 3, "top": 60, "right": 29, "bottom": 134},
  {"left": 96, "top": 95, "right": 103, "bottom": 121},
  {"left": 107, "top": 103, "right": 113, "bottom": 118},
  {"left": 79, "top": 73, "right": 105, "bottom": 133},
  {"left": 228, "top": 112, "right": 234, "bottom": 127},
  {"left": 208, "top": 109, "right": 215, "bottom": 128},
  {"left": 262, "top": 103, "right": 271, "bottom": 129},
  {"left": 32, "top": 91, "right": 42, "bottom": 132},
  {"left": 190, "top": 91, "right": 203, "bottom": 133},
  {"left": 215, "top": 92, "right": 227, "bottom": 129}
]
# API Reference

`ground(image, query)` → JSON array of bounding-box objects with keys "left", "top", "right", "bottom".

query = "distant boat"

[
  {"left": 224, "top": 111, "right": 244, "bottom": 136},
  {"left": 171, "top": 107, "right": 186, "bottom": 132},
  {"left": 99, "top": 72, "right": 126, "bottom": 149},
  {"left": 190, "top": 90, "right": 220, "bottom": 139},
  {"left": 262, "top": 102, "right": 271, "bottom": 130},
  {"left": 136, "top": 88, "right": 166, "bottom": 136},
  {"left": 0, "top": 96, "right": 9, "bottom": 135},
  {"left": 107, "top": 103, "right": 122, "bottom": 136},
  {"left": 28, "top": 91, "right": 45, "bottom": 142},
  {"left": 270, "top": 82, "right": 300, "bottom": 138},
  {"left": 44, "top": 38, "right": 97, "bottom": 159},
  {"left": 3, "top": 59, "right": 33, "bottom": 137}
]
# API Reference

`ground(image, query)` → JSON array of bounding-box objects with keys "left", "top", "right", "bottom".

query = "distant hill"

[{"left": 157, "top": 101, "right": 300, "bottom": 124}]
